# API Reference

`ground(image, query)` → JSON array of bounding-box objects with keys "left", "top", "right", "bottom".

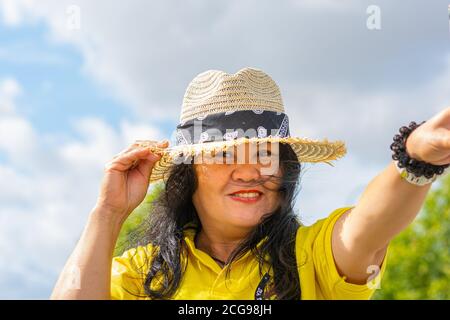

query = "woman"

[{"left": 51, "top": 68, "right": 450, "bottom": 300}]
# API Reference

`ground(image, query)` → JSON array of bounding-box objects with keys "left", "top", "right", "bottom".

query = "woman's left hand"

[{"left": 406, "top": 107, "right": 450, "bottom": 165}]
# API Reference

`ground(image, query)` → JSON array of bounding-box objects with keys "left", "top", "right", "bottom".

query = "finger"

[
  {"left": 135, "top": 139, "right": 161, "bottom": 148},
  {"left": 439, "top": 154, "right": 450, "bottom": 165},
  {"left": 107, "top": 139, "right": 168, "bottom": 170},
  {"left": 134, "top": 152, "right": 162, "bottom": 180},
  {"left": 436, "top": 128, "right": 450, "bottom": 150},
  {"left": 137, "top": 140, "right": 170, "bottom": 157},
  {"left": 156, "top": 140, "right": 169, "bottom": 147},
  {"left": 154, "top": 140, "right": 169, "bottom": 153},
  {"left": 113, "top": 140, "right": 158, "bottom": 158},
  {"left": 142, "top": 139, "right": 169, "bottom": 149},
  {"left": 106, "top": 147, "right": 156, "bottom": 172},
  {"left": 129, "top": 140, "right": 168, "bottom": 172}
]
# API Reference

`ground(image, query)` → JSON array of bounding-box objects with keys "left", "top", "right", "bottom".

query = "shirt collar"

[{"left": 182, "top": 223, "right": 268, "bottom": 274}]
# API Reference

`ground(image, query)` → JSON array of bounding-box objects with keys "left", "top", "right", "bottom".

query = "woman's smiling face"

[{"left": 192, "top": 142, "right": 283, "bottom": 229}]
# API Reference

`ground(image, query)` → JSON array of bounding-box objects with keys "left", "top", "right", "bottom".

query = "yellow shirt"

[{"left": 110, "top": 206, "right": 389, "bottom": 300}]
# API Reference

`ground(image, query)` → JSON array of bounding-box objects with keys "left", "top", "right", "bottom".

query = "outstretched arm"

[{"left": 332, "top": 107, "right": 450, "bottom": 284}]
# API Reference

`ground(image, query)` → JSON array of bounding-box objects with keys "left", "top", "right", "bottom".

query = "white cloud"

[
  {"left": 60, "top": 118, "right": 119, "bottom": 169},
  {"left": 120, "top": 120, "right": 164, "bottom": 146},
  {"left": 0, "top": 0, "right": 35, "bottom": 26},
  {"left": 285, "top": 50, "right": 450, "bottom": 165},
  {"left": 0, "top": 0, "right": 22, "bottom": 25},
  {"left": 0, "top": 77, "right": 21, "bottom": 113},
  {"left": 3, "top": 0, "right": 448, "bottom": 124},
  {"left": 0, "top": 116, "right": 37, "bottom": 160},
  {"left": 0, "top": 78, "right": 40, "bottom": 169},
  {"left": 0, "top": 77, "right": 162, "bottom": 298}
]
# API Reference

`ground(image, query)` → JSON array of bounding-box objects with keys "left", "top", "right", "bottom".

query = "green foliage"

[
  {"left": 113, "top": 182, "right": 164, "bottom": 257},
  {"left": 374, "top": 174, "right": 450, "bottom": 299}
]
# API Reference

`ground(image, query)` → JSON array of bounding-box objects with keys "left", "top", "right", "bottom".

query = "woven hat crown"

[
  {"left": 180, "top": 67, "right": 285, "bottom": 123},
  {"left": 140, "top": 67, "right": 347, "bottom": 184}
]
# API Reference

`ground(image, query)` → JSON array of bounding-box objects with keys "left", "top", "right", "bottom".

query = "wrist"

[
  {"left": 405, "top": 131, "right": 426, "bottom": 162},
  {"left": 393, "top": 159, "right": 439, "bottom": 186},
  {"left": 391, "top": 121, "right": 450, "bottom": 186},
  {"left": 89, "top": 205, "right": 127, "bottom": 237}
]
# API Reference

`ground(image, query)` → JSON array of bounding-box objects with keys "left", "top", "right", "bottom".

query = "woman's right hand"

[{"left": 94, "top": 140, "right": 169, "bottom": 224}]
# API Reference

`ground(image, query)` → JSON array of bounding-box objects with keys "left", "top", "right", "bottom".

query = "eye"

[{"left": 257, "top": 149, "right": 277, "bottom": 164}]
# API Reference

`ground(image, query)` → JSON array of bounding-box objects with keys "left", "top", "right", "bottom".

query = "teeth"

[{"left": 231, "top": 192, "right": 260, "bottom": 198}]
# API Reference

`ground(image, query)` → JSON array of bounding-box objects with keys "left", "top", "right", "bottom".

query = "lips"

[{"left": 228, "top": 189, "right": 263, "bottom": 203}]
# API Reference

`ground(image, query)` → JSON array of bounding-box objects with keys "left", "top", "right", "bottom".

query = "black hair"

[{"left": 124, "top": 142, "right": 303, "bottom": 299}]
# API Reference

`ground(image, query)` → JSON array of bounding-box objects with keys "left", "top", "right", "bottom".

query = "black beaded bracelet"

[{"left": 390, "top": 121, "right": 450, "bottom": 179}]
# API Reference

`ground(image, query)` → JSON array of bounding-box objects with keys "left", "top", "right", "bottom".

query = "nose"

[{"left": 231, "top": 164, "right": 261, "bottom": 183}]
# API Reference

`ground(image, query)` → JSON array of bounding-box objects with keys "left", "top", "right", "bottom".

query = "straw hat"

[{"left": 137, "top": 67, "right": 347, "bottom": 184}]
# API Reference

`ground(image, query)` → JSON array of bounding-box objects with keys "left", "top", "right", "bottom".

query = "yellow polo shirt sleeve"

[
  {"left": 110, "top": 244, "right": 153, "bottom": 300},
  {"left": 296, "top": 206, "right": 389, "bottom": 300}
]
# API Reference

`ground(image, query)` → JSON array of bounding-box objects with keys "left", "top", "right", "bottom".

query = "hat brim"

[{"left": 140, "top": 136, "right": 346, "bottom": 184}]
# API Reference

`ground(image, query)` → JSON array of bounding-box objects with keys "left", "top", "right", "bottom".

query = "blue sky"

[
  {"left": 0, "top": 0, "right": 449, "bottom": 299},
  {"left": 1, "top": 22, "right": 134, "bottom": 137}
]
